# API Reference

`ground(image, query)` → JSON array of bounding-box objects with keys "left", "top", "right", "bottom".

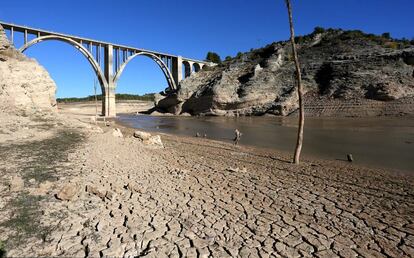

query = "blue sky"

[{"left": 1, "top": 0, "right": 413, "bottom": 97}]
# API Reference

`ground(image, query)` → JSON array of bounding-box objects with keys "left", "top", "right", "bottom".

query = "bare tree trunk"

[{"left": 285, "top": 0, "right": 304, "bottom": 164}]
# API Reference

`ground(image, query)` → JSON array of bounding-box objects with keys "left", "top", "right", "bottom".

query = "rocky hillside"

[
  {"left": 155, "top": 28, "right": 414, "bottom": 116},
  {"left": 0, "top": 25, "right": 57, "bottom": 116}
]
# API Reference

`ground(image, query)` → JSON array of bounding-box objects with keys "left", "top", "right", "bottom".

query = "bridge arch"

[
  {"left": 20, "top": 35, "right": 107, "bottom": 90},
  {"left": 182, "top": 61, "right": 191, "bottom": 79},
  {"left": 114, "top": 52, "right": 177, "bottom": 91},
  {"left": 192, "top": 63, "right": 201, "bottom": 73}
]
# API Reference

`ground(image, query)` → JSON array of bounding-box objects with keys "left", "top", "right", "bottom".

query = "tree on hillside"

[
  {"left": 205, "top": 52, "right": 221, "bottom": 63},
  {"left": 285, "top": 0, "right": 305, "bottom": 164},
  {"left": 313, "top": 26, "right": 325, "bottom": 34},
  {"left": 382, "top": 32, "right": 391, "bottom": 39}
]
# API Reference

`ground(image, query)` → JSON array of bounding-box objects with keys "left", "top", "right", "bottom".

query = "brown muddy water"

[{"left": 118, "top": 114, "right": 414, "bottom": 174}]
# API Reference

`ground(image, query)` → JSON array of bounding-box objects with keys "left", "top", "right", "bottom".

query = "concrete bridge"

[{"left": 0, "top": 21, "right": 211, "bottom": 117}]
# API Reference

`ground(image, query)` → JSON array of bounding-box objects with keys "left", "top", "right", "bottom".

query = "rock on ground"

[
  {"left": 112, "top": 128, "right": 123, "bottom": 138},
  {"left": 133, "top": 130, "right": 152, "bottom": 141},
  {"left": 56, "top": 183, "right": 78, "bottom": 201},
  {"left": 143, "top": 135, "right": 164, "bottom": 148},
  {"left": 133, "top": 130, "right": 164, "bottom": 147},
  {"left": 9, "top": 175, "right": 24, "bottom": 192}
]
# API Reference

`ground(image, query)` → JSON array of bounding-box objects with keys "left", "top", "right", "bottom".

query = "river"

[{"left": 118, "top": 114, "right": 414, "bottom": 174}]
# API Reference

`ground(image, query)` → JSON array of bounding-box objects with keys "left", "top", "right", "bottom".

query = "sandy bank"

[{"left": 58, "top": 100, "right": 154, "bottom": 119}]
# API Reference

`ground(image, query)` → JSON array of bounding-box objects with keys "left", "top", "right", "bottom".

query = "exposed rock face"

[
  {"left": 156, "top": 29, "right": 414, "bottom": 117},
  {"left": 0, "top": 25, "right": 57, "bottom": 115}
]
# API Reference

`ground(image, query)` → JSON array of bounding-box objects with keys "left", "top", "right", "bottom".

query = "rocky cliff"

[
  {"left": 155, "top": 29, "right": 414, "bottom": 117},
  {"left": 0, "top": 25, "right": 57, "bottom": 116}
]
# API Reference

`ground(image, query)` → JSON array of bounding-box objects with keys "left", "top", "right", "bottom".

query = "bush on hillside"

[{"left": 205, "top": 52, "right": 221, "bottom": 63}]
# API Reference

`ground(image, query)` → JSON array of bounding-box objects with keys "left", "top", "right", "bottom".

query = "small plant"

[
  {"left": 0, "top": 130, "right": 83, "bottom": 250},
  {"left": 313, "top": 26, "right": 325, "bottom": 34},
  {"left": 0, "top": 241, "right": 6, "bottom": 258},
  {"left": 384, "top": 41, "right": 399, "bottom": 49},
  {"left": 340, "top": 30, "right": 365, "bottom": 40},
  {"left": 294, "top": 36, "right": 304, "bottom": 44},
  {"left": 205, "top": 52, "right": 221, "bottom": 63},
  {"left": 382, "top": 32, "right": 391, "bottom": 39}
]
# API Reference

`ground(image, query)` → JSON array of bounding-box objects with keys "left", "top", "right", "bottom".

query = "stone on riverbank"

[
  {"left": 56, "top": 183, "right": 79, "bottom": 201},
  {"left": 133, "top": 130, "right": 152, "bottom": 140},
  {"left": 112, "top": 128, "right": 123, "bottom": 138},
  {"left": 144, "top": 135, "right": 164, "bottom": 148},
  {"left": 133, "top": 130, "right": 164, "bottom": 147}
]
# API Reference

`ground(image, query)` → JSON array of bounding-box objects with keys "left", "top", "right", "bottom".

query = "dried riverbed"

[{"left": 0, "top": 115, "right": 413, "bottom": 257}]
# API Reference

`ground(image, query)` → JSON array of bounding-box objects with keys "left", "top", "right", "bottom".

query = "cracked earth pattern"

[{"left": 3, "top": 129, "right": 414, "bottom": 257}]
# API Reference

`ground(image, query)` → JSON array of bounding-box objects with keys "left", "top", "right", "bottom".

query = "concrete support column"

[
  {"left": 24, "top": 29, "right": 27, "bottom": 44},
  {"left": 102, "top": 85, "right": 116, "bottom": 117},
  {"left": 10, "top": 27, "right": 14, "bottom": 44},
  {"left": 189, "top": 61, "right": 194, "bottom": 74},
  {"left": 172, "top": 56, "right": 183, "bottom": 86},
  {"left": 103, "top": 44, "right": 117, "bottom": 117}
]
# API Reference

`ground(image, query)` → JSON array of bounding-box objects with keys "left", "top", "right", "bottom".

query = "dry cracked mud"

[{"left": 0, "top": 123, "right": 413, "bottom": 257}]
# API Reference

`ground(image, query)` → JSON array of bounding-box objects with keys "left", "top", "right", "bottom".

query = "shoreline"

[
  {"left": 115, "top": 113, "right": 414, "bottom": 176},
  {"left": 117, "top": 118, "right": 414, "bottom": 178}
]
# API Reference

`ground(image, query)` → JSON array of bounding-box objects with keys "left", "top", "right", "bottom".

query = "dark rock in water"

[
  {"left": 347, "top": 154, "right": 354, "bottom": 162},
  {"left": 154, "top": 29, "right": 414, "bottom": 117}
]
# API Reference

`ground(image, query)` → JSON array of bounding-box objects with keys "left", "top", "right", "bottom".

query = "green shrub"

[
  {"left": 313, "top": 26, "right": 325, "bottom": 34},
  {"left": 202, "top": 65, "right": 213, "bottom": 71},
  {"left": 340, "top": 30, "right": 365, "bottom": 40},
  {"left": 0, "top": 241, "right": 6, "bottom": 258},
  {"left": 384, "top": 41, "right": 399, "bottom": 49},
  {"left": 294, "top": 36, "right": 304, "bottom": 44},
  {"left": 382, "top": 32, "right": 391, "bottom": 39},
  {"left": 205, "top": 52, "right": 221, "bottom": 63}
]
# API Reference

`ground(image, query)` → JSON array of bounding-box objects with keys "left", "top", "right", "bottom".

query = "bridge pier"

[
  {"left": 103, "top": 44, "right": 117, "bottom": 117},
  {"left": 102, "top": 85, "right": 116, "bottom": 117},
  {"left": 172, "top": 56, "right": 183, "bottom": 87}
]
